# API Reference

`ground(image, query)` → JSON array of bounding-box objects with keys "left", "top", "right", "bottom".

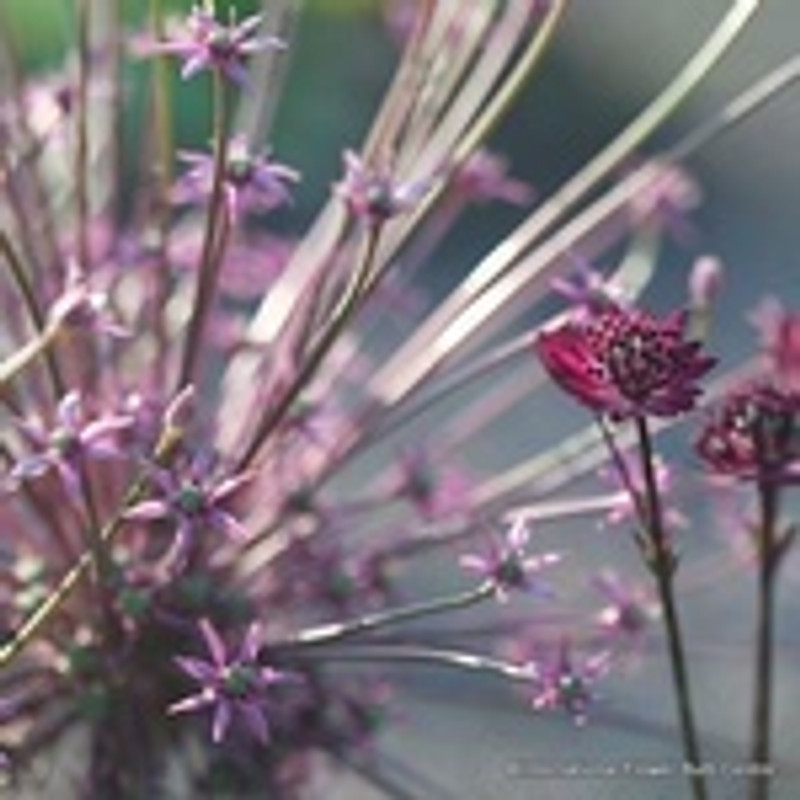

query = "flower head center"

[
  {"left": 226, "top": 154, "right": 254, "bottom": 186},
  {"left": 52, "top": 428, "right": 81, "bottom": 459},
  {"left": 177, "top": 483, "right": 205, "bottom": 516},
  {"left": 222, "top": 664, "right": 258, "bottom": 699}
]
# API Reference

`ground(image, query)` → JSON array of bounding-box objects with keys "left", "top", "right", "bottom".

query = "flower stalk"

[
  {"left": 749, "top": 476, "right": 779, "bottom": 800},
  {"left": 176, "top": 69, "right": 231, "bottom": 390},
  {"left": 636, "top": 416, "right": 707, "bottom": 800}
]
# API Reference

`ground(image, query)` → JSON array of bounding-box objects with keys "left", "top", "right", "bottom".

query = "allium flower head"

[
  {"left": 536, "top": 305, "right": 716, "bottom": 420},
  {"left": 148, "top": 5, "right": 284, "bottom": 85},
  {"left": 459, "top": 518, "right": 560, "bottom": 602},
  {"left": 696, "top": 381, "right": 800, "bottom": 482},
  {"left": 170, "top": 619, "right": 291, "bottom": 744},
  {"left": 173, "top": 135, "right": 299, "bottom": 221}
]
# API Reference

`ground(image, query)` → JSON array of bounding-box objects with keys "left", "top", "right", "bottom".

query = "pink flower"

[
  {"left": 536, "top": 305, "right": 716, "bottom": 420},
  {"left": 749, "top": 297, "right": 800, "bottom": 392},
  {"left": 695, "top": 381, "right": 800, "bottom": 482}
]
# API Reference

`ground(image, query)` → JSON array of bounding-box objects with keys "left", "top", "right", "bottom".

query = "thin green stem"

[
  {"left": 276, "top": 581, "right": 494, "bottom": 649},
  {"left": 237, "top": 225, "right": 383, "bottom": 470},
  {"left": 635, "top": 417, "right": 706, "bottom": 800},
  {"left": 76, "top": 0, "right": 92, "bottom": 270},
  {"left": 176, "top": 70, "right": 231, "bottom": 390},
  {"left": 148, "top": 0, "right": 175, "bottom": 384},
  {"left": 0, "top": 231, "right": 65, "bottom": 396},
  {"left": 749, "top": 478, "right": 779, "bottom": 800},
  {"left": 290, "top": 642, "right": 532, "bottom": 684}
]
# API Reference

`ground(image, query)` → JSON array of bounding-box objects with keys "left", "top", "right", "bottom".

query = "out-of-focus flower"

[
  {"left": 170, "top": 619, "right": 291, "bottom": 744},
  {"left": 527, "top": 639, "right": 611, "bottom": 726},
  {"left": 598, "top": 452, "right": 687, "bottom": 532},
  {"left": 627, "top": 161, "right": 701, "bottom": 243},
  {"left": 334, "top": 149, "right": 433, "bottom": 225},
  {"left": 749, "top": 297, "right": 800, "bottom": 392},
  {"left": 47, "top": 262, "right": 129, "bottom": 339},
  {"left": 172, "top": 135, "right": 299, "bottom": 222},
  {"left": 392, "top": 447, "right": 473, "bottom": 521},
  {"left": 592, "top": 570, "right": 659, "bottom": 650},
  {"left": 695, "top": 381, "right": 800, "bottom": 482},
  {"left": 536, "top": 305, "right": 716, "bottom": 420},
  {"left": 688, "top": 256, "right": 724, "bottom": 313},
  {"left": 550, "top": 261, "right": 630, "bottom": 318},
  {"left": 10, "top": 392, "right": 132, "bottom": 502},
  {"left": 449, "top": 149, "right": 534, "bottom": 207},
  {"left": 143, "top": 6, "right": 284, "bottom": 85},
  {"left": 460, "top": 518, "right": 560, "bottom": 602}
]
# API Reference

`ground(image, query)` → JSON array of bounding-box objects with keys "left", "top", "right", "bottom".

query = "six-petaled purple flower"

[
  {"left": 146, "top": 6, "right": 284, "bottom": 85},
  {"left": 125, "top": 452, "right": 252, "bottom": 567},
  {"left": 11, "top": 392, "right": 132, "bottom": 503},
  {"left": 334, "top": 149, "right": 432, "bottom": 225},
  {"left": 460, "top": 518, "right": 560, "bottom": 602},
  {"left": 170, "top": 618, "right": 292, "bottom": 744},
  {"left": 528, "top": 639, "right": 611, "bottom": 726},
  {"left": 173, "top": 135, "right": 299, "bottom": 222}
]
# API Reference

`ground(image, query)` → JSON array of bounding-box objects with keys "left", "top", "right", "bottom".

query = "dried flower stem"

[{"left": 636, "top": 416, "right": 707, "bottom": 800}]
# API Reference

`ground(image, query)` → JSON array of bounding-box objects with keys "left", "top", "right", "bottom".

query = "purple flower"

[
  {"left": 47, "top": 262, "right": 130, "bottom": 339},
  {"left": 11, "top": 392, "right": 132, "bottom": 502},
  {"left": 695, "top": 381, "right": 800, "bottom": 482},
  {"left": 528, "top": 639, "right": 611, "bottom": 726},
  {"left": 334, "top": 149, "right": 432, "bottom": 225},
  {"left": 592, "top": 570, "right": 659, "bottom": 650},
  {"left": 449, "top": 149, "right": 533, "bottom": 207},
  {"left": 170, "top": 619, "right": 290, "bottom": 744},
  {"left": 393, "top": 447, "right": 472, "bottom": 521},
  {"left": 598, "top": 452, "right": 687, "bottom": 532},
  {"left": 125, "top": 452, "right": 252, "bottom": 563},
  {"left": 173, "top": 135, "right": 299, "bottom": 222},
  {"left": 459, "top": 518, "right": 560, "bottom": 602},
  {"left": 536, "top": 305, "right": 716, "bottom": 420},
  {"left": 145, "top": 6, "right": 284, "bottom": 85},
  {"left": 550, "top": 261, "right": 629, "bottom": 318}
]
